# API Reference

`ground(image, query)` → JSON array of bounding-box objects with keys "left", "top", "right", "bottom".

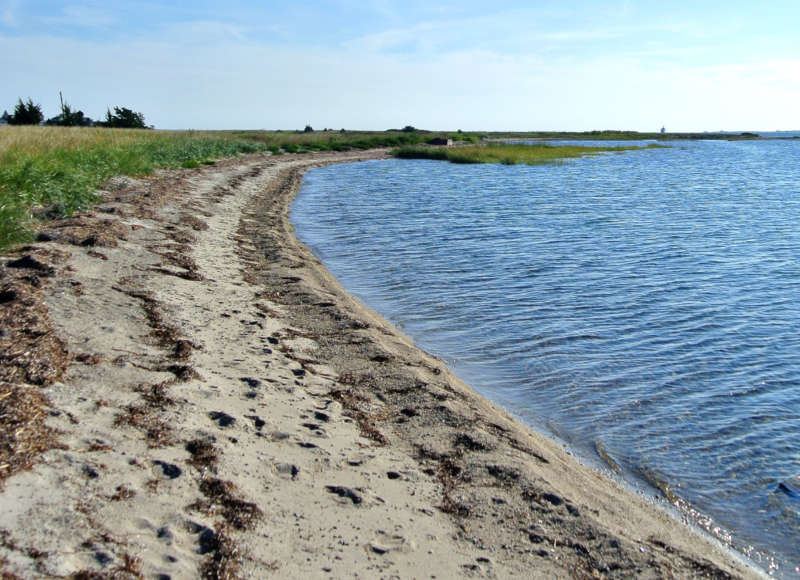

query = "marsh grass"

[{"left": 394, "top": 142, "right": 664, "bottom": 165}]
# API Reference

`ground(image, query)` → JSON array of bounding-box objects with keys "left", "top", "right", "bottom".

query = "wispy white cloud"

[
  {"left": 3, "top": 3, "right": 800, "bottom": 132},
  {"left": 542, "top": 29, "right": 623, "bottom": 42},
  {"left": 156, "top": 20, "right": 250, "bottom": 44},
  {"left": 48, "top": 4, "right": 117, "bottom": 28},
  {"left": 0, "top": 0, "right": 20, "bottom": 27},
  {"left": 340, "top": 6, "right": 719, "bottom": 64},
  {"left": 343, "top": 20, "right": 439, "bottom": 53}
]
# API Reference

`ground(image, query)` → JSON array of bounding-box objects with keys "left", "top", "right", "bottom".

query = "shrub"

[
  {"left": 99, "top": 106, "right": 148, "bottom": 129},
  {"left": 9, "top": 98, "right": 43, "bottom": 125}
]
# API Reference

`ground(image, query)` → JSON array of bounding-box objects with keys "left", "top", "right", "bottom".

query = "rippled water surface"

[{"left": 291, "top": 140, "right": 800, "bottom": 575}]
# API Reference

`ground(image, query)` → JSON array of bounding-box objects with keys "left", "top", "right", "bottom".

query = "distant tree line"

[{"left": 1, "top": 93, "right": 150, "bottom": 129}]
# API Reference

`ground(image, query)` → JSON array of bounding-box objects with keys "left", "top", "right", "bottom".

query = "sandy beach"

[{"left": 0, "top": 150, "right": 763, "bottom": 578}]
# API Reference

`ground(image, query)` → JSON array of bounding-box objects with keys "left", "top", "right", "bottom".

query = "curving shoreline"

[{"left": 0, "top": 150, "right": 763, "bottom": 578}]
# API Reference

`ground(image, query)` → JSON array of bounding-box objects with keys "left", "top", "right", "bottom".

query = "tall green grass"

[
  {"left": 393, "top": 142, "right": 664, "bottom": 165},
  {"left": 233, "top": 130, "right": 426, "bottom": 152},
  {"left": 0, "top": 127, "right": 279, "bottom": 248}
]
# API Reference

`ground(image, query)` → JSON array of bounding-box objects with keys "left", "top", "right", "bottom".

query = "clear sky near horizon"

[{"left": 2, "top": 1, "right": 800, "bottom": 132}]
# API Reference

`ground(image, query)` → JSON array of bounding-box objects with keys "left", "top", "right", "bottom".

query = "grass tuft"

[{"left": 394, "top": 142, "right": 664, "bottom": 166}]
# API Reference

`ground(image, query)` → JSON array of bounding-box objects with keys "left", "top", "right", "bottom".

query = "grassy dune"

[{"left": 393, "top": 142, "right": 664, "bottom": 165}]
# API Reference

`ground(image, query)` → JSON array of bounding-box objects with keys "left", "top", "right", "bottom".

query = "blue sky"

[{"left": 3, "top": 1, "right": 800, "bottom": 131}]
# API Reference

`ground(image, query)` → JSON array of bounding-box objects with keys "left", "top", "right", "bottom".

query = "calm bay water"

[{"left": 291, "top": 140, "right": 800, "bottom": 576}]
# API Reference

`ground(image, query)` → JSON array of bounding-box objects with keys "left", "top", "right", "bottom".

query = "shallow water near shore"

[{"left": 291, "top": 141, "right": 800, "bottom": 576}]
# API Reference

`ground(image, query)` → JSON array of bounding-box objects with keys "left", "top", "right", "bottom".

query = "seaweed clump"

[
  {"left": 0, "top": 251, "right": 70, "bottom": 488},
  {"left": 0, "top": 384, "right": 64, "bottom": 488}
]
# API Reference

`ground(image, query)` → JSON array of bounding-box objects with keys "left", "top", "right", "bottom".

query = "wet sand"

[{"left": 0, "top": 150, "right": 763, "bottom": 578}]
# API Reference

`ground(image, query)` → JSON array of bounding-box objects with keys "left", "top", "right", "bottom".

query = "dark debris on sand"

[{"left": 0, "top": 250, "right": 71, "bottom": 489}]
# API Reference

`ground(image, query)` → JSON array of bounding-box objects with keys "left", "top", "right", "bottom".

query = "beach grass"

[
  {"left": 0, "top": 127, "right": 280, "bottom": 247},
  {"left": 230, "top": 129, "right": 425, "bottom": 152},
  {"left": 393, "top": 142, "right": 664, "bottom": 165}
]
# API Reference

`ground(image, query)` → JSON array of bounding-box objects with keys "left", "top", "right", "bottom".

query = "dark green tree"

[
  {"left": 303, "top": 125, "right": 314, "bottom": 133},
  {"left": 9, "top": 98, "right": 44, "bottom": 125},
  {"left": 101, "top": 106, "right": 148, "bottom": 129}
]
